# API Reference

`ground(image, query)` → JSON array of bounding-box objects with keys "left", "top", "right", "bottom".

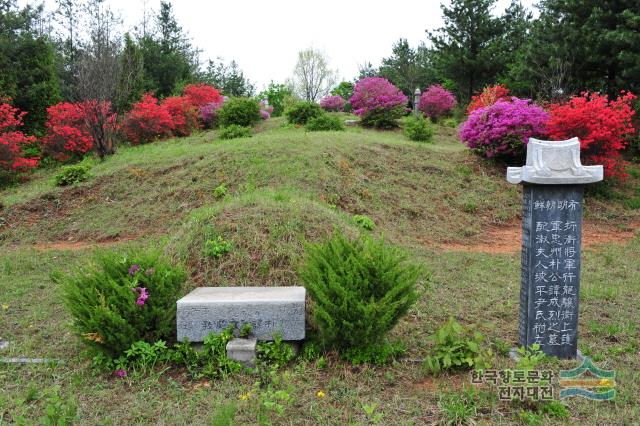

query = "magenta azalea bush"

[
  {"left": 350, "top": 77, "right": 408, "bottom": 128},
  {"left": 200, "top": 99, "right": 225, "bottom": 128},
  {"left": 419, "top": 85, "right": 457, "bottom": 119},
  {"left": 319, "top": 95, "right": 346, "bottom": 112},
  {"left": 459, "top": 98, "right": 549, "bottom": 159},
  {"left": 259, "top": 100, "right": 273, "bottom": 120}
]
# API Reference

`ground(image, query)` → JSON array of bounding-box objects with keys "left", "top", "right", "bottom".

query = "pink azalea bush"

[
  {"left": 459, "top": 98, "right": 549, "bottom": 159},
  {"left": 419, "top": 85, "right": 457, "bottom": 119},
  {"left": 319, "top": 95, "right": 345, "bottom": 112},
  {"left": 259, "top": 100, "right": 274, "bottom": 120},
  {"left": 199, "top": 98, "right": 225, "bottom": 129},
  {"left": 350, "top": 77, "right": 408, "bottom": 128}
]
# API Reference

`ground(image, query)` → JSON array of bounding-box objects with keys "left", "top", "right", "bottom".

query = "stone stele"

[
  {"left": 176, "top": 286, "right": 305, "bottom": 342},
  {"left": 507, "top": 138, "right": 603, "bottom": 185}
]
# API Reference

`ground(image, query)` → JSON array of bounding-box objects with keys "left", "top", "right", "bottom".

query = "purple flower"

[
  {"left": 132, "top": 287, "right": 149, "bottom": 306},
  {"left": 419, "top": 85, "right": 457, "bottom": 119},
  {"left": 128, "top": 264, "right": 140, "bottom": 276},
  {"left": 349, "top": 77, "right": 408, "bottom": 117},
  {"left": 319, "top": 95, "right": 346, "bottom": 112},
  {"left": 114, "top": 369, "right": 127, "bottom": 378}
]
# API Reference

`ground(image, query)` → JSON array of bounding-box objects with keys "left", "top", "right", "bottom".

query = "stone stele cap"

[{"left": 507, "top": 137, "right": 603, "bottom": 185}]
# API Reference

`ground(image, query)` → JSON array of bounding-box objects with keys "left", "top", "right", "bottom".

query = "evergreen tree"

[
  {"left": 379, "top": 39, "right": 436, "bottom": 97},
  {"left": 116, "top": 33, "right": 144, "bottom": 112},
  {"left": 201, "top": 58, "right": 255, "bottom": 97},
  {"left": 428, "top": 0, "right": 502, "bottom": 101}
]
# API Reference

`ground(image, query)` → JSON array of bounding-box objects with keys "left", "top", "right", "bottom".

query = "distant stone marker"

[
  {"left": 507, "top": 138, "right": 603, "bottom": 359},
  {"left": 413, "top": 87, "right": 421, "bottom": 118},
  {"left": 176, "top": 286, "right": 305, "bottom": 342}
]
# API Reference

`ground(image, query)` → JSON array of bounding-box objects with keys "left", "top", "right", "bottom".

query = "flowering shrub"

[
  {"left": 319, "top": 95, "right": 345, "bottom": 112},
  {"left": 350, "top": 77, "right": 407, "bottom": 128},
  {"left": 183, "top": 83, "right": 223, "bottom": 108},
  {"left": 42, "top": 102, "right": 93, "bottom": 161},
  {"left": 467, "top": 84, "right": 511, "bottom": 114},
  {"left": 200, "top": 99, "right": 225, "bottom": 129},
  {"left": 0, "top": 100, "right": 38, "bottom": 173},
  {"left": 546, "top": 92, "right": 637, "bottom": 179},
  {"left": 123, "top": 94, "right": 174, "bottom": 145},
  {"left": 419, "top": 85, "right": 457, "bottom": 120},
  {"left": 259, "top": 100, "right": 273, "bottom": 120},
  {"left": 161, "top": 96, "right": 200, "bottom": 137},
  {"left": 60, "top": 250, "right": 186, "bottom": 358},
  {"left": 460, "top": 98, "right": 549, "bottom": 160}
]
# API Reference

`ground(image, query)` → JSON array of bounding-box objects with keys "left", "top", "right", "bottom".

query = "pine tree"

[{"left": 116, "top": 33, "right": 144, "bottom": 112}]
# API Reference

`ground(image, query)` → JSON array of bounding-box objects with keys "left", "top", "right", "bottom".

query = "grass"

[{"left": 1, "top": 117, "right": 639, "bottom": 424}]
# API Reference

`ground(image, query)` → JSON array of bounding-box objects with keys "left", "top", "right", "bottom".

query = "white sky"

[{"left": 26, "top": 0, "right": 537, "bottom": 91}]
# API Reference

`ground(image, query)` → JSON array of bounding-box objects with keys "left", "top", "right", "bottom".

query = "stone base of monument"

[
  {"left": 345, "top": 119, "right": 358, "bottom": 126},
  {"left": 508, "top": 347, "right": 585, "bottom": 363},
  {"left": 226, "top": 337, "right": 257, "bottom": 368},
  {"left": 176, "top": 286, "right": 306, "bottom": 342}
]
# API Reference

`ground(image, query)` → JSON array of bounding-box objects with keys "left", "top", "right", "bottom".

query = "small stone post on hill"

[
  {"left": 413, "top": 87, "right": 421, "bottom": 118},
  {"left": 507, "top": 138, "right": 603, "bottom": 359}
]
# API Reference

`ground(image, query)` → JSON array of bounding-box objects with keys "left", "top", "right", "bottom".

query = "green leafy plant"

[
  {"left": 362, "top": 402, "right": 384, "bottom": 424},
  {"left": 54, "top": 164, "right": 91, "bottom": 186},
  {"left": 305, "top": 113, "right": 344, "bottom": 131},
  {"left": 438, "top": 388, "right": 479, "bottom": 426},
  {"left": 514, "top": 344, "right": 546, "bottom": 370},
  {"left": 257, "top": 333, "right": 295, "bottom": 370},
  {"left": 217, "top": 97, "right": 261, "bottom": 127},
  {"left": 38, "top": 388, "right": 78, "bottom": 426},
  {"left": 284, "top": 101, "right": 323, "bottom": 125},
  {"left": 219, "top": 124, "right": 252, "bottom": 140},
  {"left": 239, "top": 323, "right": 253, "bottom": 338},
  {"left": 204, "top": 236, "right": 232, "bottom": 258},
  {"left": 115, "top": 340, "right": 172, "bottom": 374},
  {"left": 423, "top": 317, "right": 492, "bottom": 375},
  {"left": 59, "top": 250, "right": 186, "bottom": 358},
  {"left": 403, "top": 115, "right": 434, "bottom": 142},
  {"left": 441, "top": 117, "right": 458, "bottom": 128},
  {"left": 300, "top": 230, "right": 421, "bottom": 357},
  {"left": 212, "top": 183, "right": 227, "bottom": 199},
  {"left": 352, "top": 214, "right": 375, "bottom": 230}
]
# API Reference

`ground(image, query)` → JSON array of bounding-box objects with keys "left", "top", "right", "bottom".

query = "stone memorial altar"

[
  {"left": 176, "top": 286, "right": 306, "bottom": 342},
  {"left": 507, "top": 138, "right": 603, "bottom": 359}
]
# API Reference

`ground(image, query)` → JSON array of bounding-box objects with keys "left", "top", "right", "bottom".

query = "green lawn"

[{"left": 1, "top": 117, "right": 639, "bottom": 425}]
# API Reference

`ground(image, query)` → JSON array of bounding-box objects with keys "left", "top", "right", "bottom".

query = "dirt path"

[
  {"left": 440, "top": 221, "right": 639, "bottom": 254},
  {"left": 28, "top": 234, "right": 142, "bottom": 252}
]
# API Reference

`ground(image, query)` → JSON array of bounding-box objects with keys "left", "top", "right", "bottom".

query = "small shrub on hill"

[
  {"left": 205, "top": 236, "right": 232, "bottom": 257},
  {"left": 285, "top": 101, "right": 323, "bottom": 125},
  {"left": 300, "top": 230, "right": 420, "bottom": 361},
  {"left": 123, "top": 94, "right": 174, "bottom": 145},
  {"left": 350, "top": 77, "right": 407, "bottom": 129},
  {"left": 59, "top": 250, "right": 186, "bottom": 358},
  {"left": 460, "top": 98, "right": 548, "bottom": 160},
  {"left": 423, "top": 317, "right": 492, "bottom": 375},
  {"left": 419, "top": 85, "right": 457, "bottom": 120},
  {"left": 259, "top": 100, "right": 274, "bottom": 120},
  {"left": 305, "top": 113, "right": 344, "bottom": 131},
  {"left": 319, "top": 95, "right": 345, "bottom": 112},
  {"left": 217, "top": 97, "right": 261, "bottom": 127},
  {"left": 219, "top": 124, "right": 252, "bottom": 140},
  {"left": 467, "top": 84, "right": 511, "bottom": 114},
  {"left": 352, "top": 214, "right": 375, "bottom": 230},
  {"left": 54, "top": 164, "right": 91, "bottom": 186},
  {"left": 161, "top": 96, "right": 200, "bottom": 137},
  {"left": 403, "top": 115, "right": 434, "bottom": 142},
  {"left": 0, "top": 100, "right": 38, "bottom": 174},
  {"left": 546, "top": 91, "right": 637, "bottom": 180}
]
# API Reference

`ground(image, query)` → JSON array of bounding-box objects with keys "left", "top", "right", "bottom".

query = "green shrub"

[
  {"left": 59, "top": 250, "right": 186, "bottom": 358},
  {"left": 360, "top": 105, "right": 406, "bottom": 129},
  {"left": 403, "top": 115, "right": 434, "bottom": 142},
  {"left": 257, "top": 333, "right": 296, "bottom": 370},
  {"left": 423, "top": 318, "right": 492, "bottom": 375},
  {"left": 353, "top": 214, "right": 375, "bottom": 230},
  {"left": 305, "top": 113, "right": 345, "bottom": 131},
  {"left": 219, "top": 124, "right": 252, "bottom": 140},
  {"left": 205, "top": 236, "right": 232, "bottom": 257},
  {"left": 217, "top": 97, "right": 261, "bottom": 127},
  {"left": 172, "top": 327, "right": 243, "bottom": 379},
  {"left": 300, "top": 230, "right": 421, "bottom": 354},
  {"left": 212, "top": 183, "right": 228, "bottom": 199},
  {"left": 441, "top": 117, "right": 458, "bottom": 128},
  {"left": 54, "top": 164, "right": 91, "bottom": 186},
  {"left": 285, "top": 101, "right": 323, "bottom": 125}
]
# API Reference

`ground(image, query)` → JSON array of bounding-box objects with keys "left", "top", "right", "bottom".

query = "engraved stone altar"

[
  {"left": 176, "top": 286, "right": 306, "bottom": 342},
  {"left": 507, "top": 138, "right": 602, "bottom": 359}
]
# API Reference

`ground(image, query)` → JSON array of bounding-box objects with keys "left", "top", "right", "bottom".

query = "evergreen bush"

[
  {"left": 305, "top": 113, "right": 344, "bottom": 131},
  {"left": 59, "top": 250, "right": 186, "bottom": 358},
  {"left": 299, "top": 230, "right": 421, "bottom": 353},
  {"left": 285, "top": 101, "right": 323, "bottom": 125},
  {"left": 217, "top": 97, "right": 261, "bottom": 127},
  {"left": 218, "top": 124, "right": 252, "bottom": 140},
  {"left": 403, "top": 116, "right": 434, "bottom": 142}
]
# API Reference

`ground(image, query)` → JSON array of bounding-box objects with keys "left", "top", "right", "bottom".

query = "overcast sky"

[{"left": 26, "top": 0, "right": 537, "bottom": 91}]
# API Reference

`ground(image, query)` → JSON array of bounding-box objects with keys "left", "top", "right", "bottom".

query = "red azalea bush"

[
  {"left": 123, "top": 94, "right": 174, "bottom": 145},
  {"left": 319, "top": 95, "right": 345, "bottom": 112},
  {"left": 42, "top": 102, "right": 94, "bottom": 161},
  {"left": 161, "top": 96, "right": 200, "bottom": 137},
  {"left": 0, "top": 100, "right": 38, "bottom": 172},
  {"left": 350, "top": 77, "right": 408, "bottom": 128},
  {"left": 460, "top": 98, "right": 549, "bottom": 160},
  {"left": 546, "top": 91, "right": 637, "bottom": 180},
  {"left": 419, "top": 85, "right": 457, "bottom": 119},
  {"left": 80, "top": 100, "right": 119, "bottom": 159},
  {"left": 183, "top": 83, "right": 224, "bottom": 108},
  {"left": 467, "top": 84, "right": 511, "bottom": 114}
]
